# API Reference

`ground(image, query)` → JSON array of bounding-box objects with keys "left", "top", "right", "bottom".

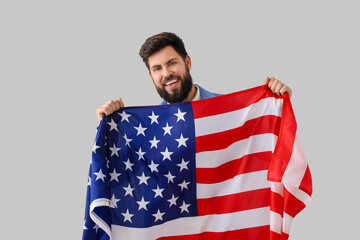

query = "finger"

[
  {"left": 280, "top": 86, "right": 292, "bottom": 98},
  {"left": 109, "top": 100, "right": 117, "bottom": 113},
  {"left": 97, "top": 114, "right": 103, "bottom": 123},
  {"left": 263, "top": 76, "right": 271, "bottom": 85},
  {"left": 268, "top": 77, "right": 277, "bottom": 90},
  {"left": 96, "top": 107, "right": 105, "bottom": 122},
  {"left": 96, "top": 106, "right": 105, "bottom": 117},
  {"left": 104, "top": 108, "right": 112, "bottom": 116},
  {"left": 117, "top": 97, "right": 125, "bottom": 108},
  {"left": 274, "top": 81, "right": 284, "bottom": 95},
  {"left": 114, "top": 100, "right": 121, "bottom": 111},
  {"left": 268, "top": 77, "right": 276, "bottom": 90}
]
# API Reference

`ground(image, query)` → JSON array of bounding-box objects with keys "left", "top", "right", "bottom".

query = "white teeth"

[{"left": 165, "top": 79, "right": 177, "bottom": 86}]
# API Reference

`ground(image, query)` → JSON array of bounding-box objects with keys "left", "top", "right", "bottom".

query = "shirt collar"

[{"left": 192, "top": 85, "right": 201, "bottom": 101}]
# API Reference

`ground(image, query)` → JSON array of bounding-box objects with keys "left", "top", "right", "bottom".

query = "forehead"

[{"left": 148, "top": 46, "right": 182, "bottom": 67}]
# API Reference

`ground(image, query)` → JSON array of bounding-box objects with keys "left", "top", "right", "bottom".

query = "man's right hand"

[{"left": 96, "top": 97, "right": 124, "bottom": 123}]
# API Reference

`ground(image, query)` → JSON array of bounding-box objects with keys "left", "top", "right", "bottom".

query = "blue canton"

[{"left": 84, "top": 102, "right": 197, "bottom": 236}]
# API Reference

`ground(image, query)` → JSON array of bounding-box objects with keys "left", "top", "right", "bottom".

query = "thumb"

[{"left": 117, "top": 97, "right": 124, "bottom": 108}]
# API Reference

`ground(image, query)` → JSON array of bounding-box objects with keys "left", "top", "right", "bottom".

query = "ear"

[{"left": 185, "top": 55, "right": 192, "bottom": 70}]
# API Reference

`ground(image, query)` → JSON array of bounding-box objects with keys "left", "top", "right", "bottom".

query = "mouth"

[
  {"left": 164, "top": 79, "right": 178, "bottom": 86},
  {"left": 163, "top": 78, "right": 180, "bottom": 91}
]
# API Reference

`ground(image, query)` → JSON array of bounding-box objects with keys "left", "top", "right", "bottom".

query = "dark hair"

[{"left": 139, "top": 32, "right": 188, "bottom": 70}]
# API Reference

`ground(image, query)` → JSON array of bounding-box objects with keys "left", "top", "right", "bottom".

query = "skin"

[
  {"left": 96, "top": 46, "right": 292, "bottom": 123},
  {"left": 148, "top": 46, "right": 196, "bottom": 103}
]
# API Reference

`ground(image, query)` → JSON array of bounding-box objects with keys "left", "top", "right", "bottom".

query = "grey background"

[{"left": 1, "top": 0, "right": 359, "bottom": 239}]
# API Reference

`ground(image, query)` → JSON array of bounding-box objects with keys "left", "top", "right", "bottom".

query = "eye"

[
  {"left": 170, "top": 61, "right": 177, "bottom": 66},
  {"left": 153, "top": 66, "right": 160, "bottom": 72}
]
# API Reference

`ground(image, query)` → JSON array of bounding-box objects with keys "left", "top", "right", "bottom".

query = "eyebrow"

[{"left": 151, "top": 58, "right": 179, "bottom": 71}]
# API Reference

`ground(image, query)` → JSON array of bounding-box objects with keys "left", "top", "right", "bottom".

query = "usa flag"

[{"left": 82, "top": 85, "right": 312, "bottom": 240}]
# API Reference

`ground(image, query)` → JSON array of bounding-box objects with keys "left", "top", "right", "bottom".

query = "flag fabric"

[{"left": 82, "top": 85, "right": 312, "bottom": 240}]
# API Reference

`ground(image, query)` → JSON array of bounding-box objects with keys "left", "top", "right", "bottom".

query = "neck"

[{"left": 182, "top": 85, "right": 197, "bottom": 102}]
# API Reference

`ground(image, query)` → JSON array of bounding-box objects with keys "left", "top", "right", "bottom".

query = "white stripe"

[
  {"left": 270, "top": 210, "right": 282, "bottom": 234},
  {"left": 283, "top": 213, "right": 294, "bottom": 234},
  {"left": 285, "top": 183, "right": 312, "bottom": 206},
  {"left": 195, "top": 97, "right": 283, "bottom": 137},
  {"left": 271, "top": 182, "right": 284, "bottom": 197},
  {"left": 89, "top": 198, "right": 113, "bottom": 239},
  {"left": 197, "top": 170, "right": 270, "bottom": 199},
  {"left": 111, "top": 207, "right": 270, "bottom": 240},
  {"left": 196, "top": 133, "right": 277, "bottom": 168},
  {"left": 281, "top": 133, "right": 308, "bottom": 187}
]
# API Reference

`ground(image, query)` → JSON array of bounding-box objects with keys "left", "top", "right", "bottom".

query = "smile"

[{"left": 164, "top": 79, "right": 178, "bottom": 86}]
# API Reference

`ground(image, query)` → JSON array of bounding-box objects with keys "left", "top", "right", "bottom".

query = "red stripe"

[
  {"left": 197, "top": 188, "right": 270, "bottom": 216},
  {"left": 283, "top": 187, "right": 306, "bottom": 218},
  {"left": 270, "top": 190, "right": 284, "bottom": 217},
  {"left": 269, "top": 231, "right": 283, "bottom": 240},
  {"left": 270, "top": 231, "right": 290, "bottom": 240},
  {"left": 196, "top": 115, "right": 281, "bottom": 153},
  {"left": 299, "top": 165, "right": 313, "bottom": 196},
  {"left": 196, "top": 152, "right": 271, "bottom": 184},
  {"left": 281, "top": 232, "right": 290, "bottom": 240},
  {"left": 158, "top": 225, "right": 270, "bottom": 240},
  {"left": 192, "top": 85, "right": 282, "bottom": 119},
  {"left": 268, "top": 94, "right": 297, "bottom": 182},
  {"left": 269, "top": 230, "right": 290, "bottom": 240}
]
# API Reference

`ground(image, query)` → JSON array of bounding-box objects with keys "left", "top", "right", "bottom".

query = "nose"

[{"left": 163, "top": 66, "right": 172, "bottom": 79}]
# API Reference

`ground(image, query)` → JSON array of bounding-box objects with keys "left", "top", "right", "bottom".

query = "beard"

[{"left": 155, "top": 68, "right": 193, "bottom": 104}]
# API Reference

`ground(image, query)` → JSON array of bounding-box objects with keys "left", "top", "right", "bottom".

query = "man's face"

[{"left": 148, "top": 46, "right": 193, "bottom": 103}]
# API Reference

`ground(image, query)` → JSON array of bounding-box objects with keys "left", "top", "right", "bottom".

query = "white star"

[
  {"left": 152, "top": 185, "right": 164, "bottom": 198},
  {"left": 83, "top": 220, "right": 87, "bottom": 230},
  {"left": 134, "top": 123, "right": 147, "bottom": 136},
  {"left": 177, "top": 158, "right": 189, "bottom": 172},
  {"left": 167, "top": 194, "right": 178, "bottom": 207},
  {"left": 175, "top": 134, "right": 189, "bottom": 148},
  {"left": 93, "top": 224, "right": 100, "bottom": 233},
  {"left": 148, "top": 111, "right": 159, "bottom": 124},
  {"left": 123, "top": 183, "right": 134, "bottom": 197},
  {"left": 160, "top": 147, "right": 173, "bottom": 161},
  {"left": 94, "top": 169, "right": 106, "bottom": 182},
  {"left": 174, "top": 108, "right": 187, "bottom": 122},
  {"left": 92, "top": 143, "right": 101, "bottom": 154},
  {"left": 123, "top": 158, "right": 134, "bottom": 171},
  {"left": 162, "top": 122, "right": 173, "bottom": 136},
  {"left": 179, "top": 201, "right": 191, "bottom": 213},
  {"left": 148, "top": 160, "right": 159, "bottom": 173},
  {"left": 123, "top": 134, "right": 132, "bottom": 147},
  {"left": 110, "top": 194, "right": 120, "bottom": 208},
  {"left": 118, "top": 111, "right": 131, "bottom": 122},
  {"left": 107, "top": 118, "right": 118, "bottom": 132},
  {"left": 164, "top": 171, "right": 176, "bottom": 183},
  {"left": 178, "top": 180, "right": 190, "bottom": 191},
  {"left": 109, "top": 169, "right": 121, "bottom": 182},
  {"left": 135, "top": 147, "right": 146, "bottom": 160},
  {"left": 152, "top": 209, "right": 165, "bottom": 222},
  {"left": 136, "top": 197, "right": 150, "bottom": 211},
  {"left": 87, "top": 176, "right": 91, "bottom": 186},
  {"left": 109, "top": 143, "right": 121, "bottom": 157},
  {"left": 121, "top": 209, "right": 134, "bottom": 223},
  {"left": 137, "top": 172, "right": 150, "bottom": 185},
  {"left": 149, "top": 136, "right": 160, "bottom": 149}
]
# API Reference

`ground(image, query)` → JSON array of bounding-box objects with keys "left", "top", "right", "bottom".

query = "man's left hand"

[{"left": 263, "top": 77, "right": 292, "bottom": 98}]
